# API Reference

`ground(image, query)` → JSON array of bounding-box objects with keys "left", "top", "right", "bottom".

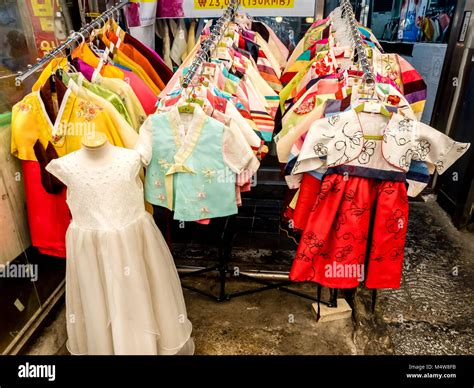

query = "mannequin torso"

[{"left": 77, "top": 139, "right": 115, "bottom": 168}]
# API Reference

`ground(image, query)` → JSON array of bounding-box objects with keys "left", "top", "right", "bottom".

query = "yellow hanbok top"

[{"left": 11, "top": 88, "right": 124, "bottom": 161}]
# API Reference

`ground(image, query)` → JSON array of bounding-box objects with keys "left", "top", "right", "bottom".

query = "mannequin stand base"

[{"left": 312, "top": 298, "right": 352, "bottom": 323}]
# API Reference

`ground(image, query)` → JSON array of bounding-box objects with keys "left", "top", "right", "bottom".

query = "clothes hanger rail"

[{"left": 15, "top": 1, "right": 128, "bottom": 87}]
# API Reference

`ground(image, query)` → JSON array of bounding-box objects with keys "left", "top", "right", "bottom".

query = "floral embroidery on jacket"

[
  {"left": 158, "top": 159, "right": 172, "bottom": 172},
  {"left": 358, "top": 140, "right": 376, "bottom": 164},
  {"left": 294, "top": 95, "right": 316, "bottom": 115},
  {"left": 313, "top": 143, "right": 328, "bottom": 157},
  {"left": 76, "top": 100, "right": 101, "bottom": 121},
  {"left": 413, "top": 139, "right": 431, "bottom": 159},
  {"left": 202, "top": 168, "right": 216, "bottom": 183},
  {"left": 156, "top": 193, "right": 166, "bottom": 202},
  {"left": 16, "top": 101, "right": 32, "bottom": 113},
  {"left": 328, "top": 123, "right": 363, "bottom": 167},
  {"left": 399, "top": 149, "right": 413, "bottom": 169}
]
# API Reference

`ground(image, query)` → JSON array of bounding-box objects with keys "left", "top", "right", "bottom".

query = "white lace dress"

[{"left": 46, "top": 146, "right": 194, "bottom": 355}]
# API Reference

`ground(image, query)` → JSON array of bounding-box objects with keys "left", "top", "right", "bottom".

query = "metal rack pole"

[
  {"left": 181, "top": 0, "right": 240, "bottom": 88},
  {"left": 340, "top": 0, "right": 375, "bottom": 84},
  {"left": 15, "top": 1, "right": 128, "bottom": 86}
]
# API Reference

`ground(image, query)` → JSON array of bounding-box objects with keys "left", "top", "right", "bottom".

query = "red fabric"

[
  {"left": 22, "top": 160, "right": 70, "bottom": 258},
  {"left": 282, "top": 187, "right": 298, "bottom": 221},
  {"left": 293, "top": 173, "right": 321, "bottom": 231},
  {"left": 290, "top": 174, "right": 408, "bottom": 289}
]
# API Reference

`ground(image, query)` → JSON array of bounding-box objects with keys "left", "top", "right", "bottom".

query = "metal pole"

[
  {"left": 340, "top": 0, "right": 375, "bottom": 84},
  {"left": 182, "top": 0, "right": 240, "bottom": 88}
]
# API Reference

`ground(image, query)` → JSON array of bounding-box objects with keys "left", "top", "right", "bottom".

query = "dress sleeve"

[
  {"left": 292, "top": 116, "right": 333, "bottom": 175},
  {"left": 413, "top": 121, "right": 470, "bottom": 175},
  {"left": 222, "top": 123, "right": 260, "bottom": 174},
  {"left": 45, "top": 158, "right": 68, "bottom": 186},
  {"left": 134, "top": 116, "right": 153, "bottom": 166},
  {"left": 226, "top": 104, "right": 262, "bottom": 150}
]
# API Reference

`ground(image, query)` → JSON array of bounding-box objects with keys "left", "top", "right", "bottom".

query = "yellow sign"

[{"left": 194, "top": 0, "right": 293, "bottom": 9}]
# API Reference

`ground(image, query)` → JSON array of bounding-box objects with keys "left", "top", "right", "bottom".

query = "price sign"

[{"left": 183, "top": 0, "right": 314, "bottom": 17}]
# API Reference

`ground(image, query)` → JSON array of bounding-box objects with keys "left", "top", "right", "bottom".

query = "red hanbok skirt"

[
  {"left": 293, "top": 173, "right": 321, "bottom": 231},
  {"left": 22, "top": 160, "right": 70, "bottom": 258},
  {"left": 290, "top": 174, "right": 408, "bottom": 289}
]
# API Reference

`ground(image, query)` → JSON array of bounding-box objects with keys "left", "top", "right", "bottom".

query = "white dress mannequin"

[
  {"left": 46, "top": 138, "right": 194, "bottom": 355},
  {"left": 77, "top": 134, "right": 115, "bottom": 168}
]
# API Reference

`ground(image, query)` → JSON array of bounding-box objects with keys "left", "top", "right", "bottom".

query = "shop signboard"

[
  {"left": 185, "top": 0, "right": 315, "bottom": 17},
  {"left": 127, "top": 0, "right": 315, "bottom": 27},
  {"left": 128, "top": 0, "right": 316, "bottom": 19},
  {"left": 25, "top": 0, "right": 64, "bottom": 58}
]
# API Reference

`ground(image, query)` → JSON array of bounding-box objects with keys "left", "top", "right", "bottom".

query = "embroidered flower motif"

[
  {"left": 197, "top": 192, "right": 206, "bottom": 199},
  {"left": 301, "top": 232, "right": 325, "bottom": 257},
  {"left": 156, "top": 194, "right": 166, "bottom": 202},
  {"left": 348, "top": 204, "right": 370, "bottom": 218},
  {"left": 295, "top": 251, "right": 312, "bottom": 263},
  {"left": 202, "top": 168, "right": 216, "bottom": 183},
  {"left": 158, "top": 159, "right": 171, "bottom": 172},
  {"left": 16, "top": 101, "right": 32, "bottom": 112},
  {"left": 313, "top": 143, "right": 328, "bottom": 157},
  {"left": 154, "top": 180, "right": 161, "bottom": 187},
  {"left": 200, "top": 206, "right": 209, "bottom": 215},
  {"left": 334, "top": 245, "right": 353, "bottom": 262},
  {"left": 76, "top": 101, "right": 101, "bottom": 121},
  {"left": 414, "top": 139, "right": 431, "bottom": 159},
  {"left": 334, "top": 213, "right": 346, "bottom": 231},
  {"left": 387, "top": 95, "right": 401, "bottom": 105},
  {"left": 399, "top": 149, "right": 413, "bottom": 169},
  {"left": 51, "top": 121, "right": 68, "bottom": 143},
  {"left": 51, "top": 132, "right": 64, "bottom": 143},
  {"left": 386, "top": 209, "right": 406, "bottom": 239},
  {"left": 294, "top": 95, "right": 316, "bottom": 115},
  {"left": 349, "top": 130, "right": 363, "bottom": 146},
  {"left": 343, "top": 189, "right": 355, "bottom": 202},
  {"left": 312, "top": 57, "right": 333, "bottom": 77},
  {"left": 398, "top": 118, "right": 412, "bottom": 132},
  {"left": 358, "top": 140, "right": 376, "bottom": 164}
]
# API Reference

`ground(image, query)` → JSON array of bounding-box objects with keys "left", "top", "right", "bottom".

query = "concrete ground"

[{"left": 22, "top": 202, "right": 474, "bottom": 355}]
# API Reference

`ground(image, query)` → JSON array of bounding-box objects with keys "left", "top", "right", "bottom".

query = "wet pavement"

[
  {"left": 22, "top": 201, "right": 473, "bottom": 355},
  {"left": 376, "top": 202, "right": 474, "bottom": 355}
]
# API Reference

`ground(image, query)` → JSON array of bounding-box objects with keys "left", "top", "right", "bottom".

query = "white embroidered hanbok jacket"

[{"left": 292, "top": 109, "right": 470, "bottom": 182}]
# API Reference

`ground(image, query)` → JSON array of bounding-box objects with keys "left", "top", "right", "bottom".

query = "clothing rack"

[
  {"left": 181, "top": 0, "right": 240, "bottom": 88},
  {"left": 340, "top": 0, "right": 376, "bottom": 85},
  {"left": 171, "top": 0, "right": 327, "bottom": 305},
  {"left": 15, "top": 1, "right": 128, "bottom": 87}
]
